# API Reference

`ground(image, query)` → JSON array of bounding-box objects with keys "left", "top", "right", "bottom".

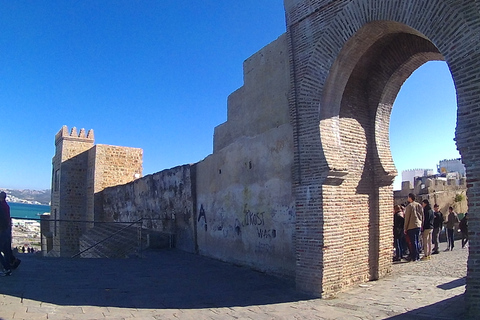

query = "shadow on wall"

[{"left": 0, "top": 250, "right": 313, "bottom": 309}]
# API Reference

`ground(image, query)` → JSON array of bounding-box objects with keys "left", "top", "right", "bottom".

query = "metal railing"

[
  {"left": 71, "top": 218, "right": 143, "bottom": 258},
  {"left": 11, "top": 216, "right": 174, "bottom": 259}
]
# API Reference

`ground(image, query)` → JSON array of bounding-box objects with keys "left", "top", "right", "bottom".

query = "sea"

[{"left": 9, "top": 202, "right": 50, "bottom": 220}]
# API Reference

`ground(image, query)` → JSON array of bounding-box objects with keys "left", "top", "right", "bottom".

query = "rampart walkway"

[{"left": 0, "top": 240, "right": 468, "bottom": 319}]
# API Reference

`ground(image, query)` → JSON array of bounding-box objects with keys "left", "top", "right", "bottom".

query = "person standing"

[
  {"left": 445, "top": 206, "right": 460, "bottom": 251},
  {"left": 0, "top": 192, "right": 20, "bottom": 271},
  {"left": 0, "top": 191, "right": 13, "bottom": 276},
  {"left": 421, "top": 199, "right": 434, "bottom": 260},
  {"left": 432, "top": 204, "right": 443, "bottom": 254},
  {"left": 393, "top": 205, "right": 405, "bottom": 261},
  {"left": 404, "top": 193, "right": 424, "bottom": 262},
  {"left": 459, "top": 212, "right": 469, "bottom": 248}
]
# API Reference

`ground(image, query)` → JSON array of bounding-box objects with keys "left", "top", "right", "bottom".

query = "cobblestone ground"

[
  {"left": 0, "top": 240, "right": 470, "bottom": 320},
  {"left": 392, "top": 241, "right": 468, "bottom": 279}
]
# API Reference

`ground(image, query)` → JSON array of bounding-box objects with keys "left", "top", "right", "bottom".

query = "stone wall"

[
  {"left": 394, "top": 178, "right": 468, "bottom": 216},
  {"left": 101, "top": 165, "right": 196, "bottom": 253},
  {"left": 45, "top": 1, "right": 480, "bottom": 315},
  {"left": 91, "top": 144, "right": 143, "bottom": 222},
  {"left": 213, "top": 34, "right": 291, "bottom": 152},
  {"left": 47, "top": 126, "right": 143, "bottom": 257},
  {"left": 283, "top": 0, "right": 480, "bottom": 310},
  {"left": 49, "top": 126, "right": 94, "bottom": 257},
  {"left": 195, "top": 33, "right": 296, "bottom": 277}
]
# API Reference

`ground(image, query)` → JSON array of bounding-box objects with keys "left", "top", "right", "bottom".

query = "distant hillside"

[{"left": 0, "top": 188, "right": 51, "bottom": 205}]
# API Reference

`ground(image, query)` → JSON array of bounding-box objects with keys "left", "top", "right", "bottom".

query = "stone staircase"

[
  {"left": 78, "top": 222, "right": 175, "bottom": 258},
  {"left": 78, "top": 223, "right": 147, "bottom": 258}
]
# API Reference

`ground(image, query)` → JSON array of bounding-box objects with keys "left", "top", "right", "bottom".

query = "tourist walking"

[
  {"left": 421, "top": 199, "right": 434, "bottom": 260},
  {"left": 459, "top": 212, "right": 469, "bottom": 248},
  {"left": 0, "top": 192, "right": 20, "bottom": 272},
  {"left": 432, "top": 204, "right": 443, "bottom": 254},
  {"left": 0, "top": 191, "right": 13, "bottom": 276},
  {"left": 393, "top": 205, "right": 405, "bottom": 261},
  {"left": 404, "top": 193, "right": 423, "bottom": 262},
  {"left": 445, "top": 206, "right": 460, "bottom": 251}
]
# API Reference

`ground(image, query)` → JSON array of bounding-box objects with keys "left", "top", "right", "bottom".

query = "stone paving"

[{"left": 0, "top": 240, "right": 469, "bottom": 319}]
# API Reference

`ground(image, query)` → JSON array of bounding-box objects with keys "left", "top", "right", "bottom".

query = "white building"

[{"left": 438, "top": 158, "right": 465, "bottom": 176}]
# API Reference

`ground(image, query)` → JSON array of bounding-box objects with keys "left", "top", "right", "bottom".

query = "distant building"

[
  {"left": 396, "top": 158, "right": 468, "bottom": 215},
  {"left": 438, "top": 158, "right": 465, "bottom": 176},
  {"left": 402, "top": 169, "right": 434, "bottom": 189},
  {"left": 394, "top": 175, "right": 468, "bottom": 216}
]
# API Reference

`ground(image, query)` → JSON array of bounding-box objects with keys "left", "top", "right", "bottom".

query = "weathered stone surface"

[
  {"left": 47, "top": 1, "right": 480, "bottom": 316},
  {"left": 48, "top": 126, "right": 143, "bottom": 257},
  {"left": 284, "top": 1, "right": 480, "bottom": 316},
  {"left": 102, "top": 165, "right": 195, "bottom": 253}
]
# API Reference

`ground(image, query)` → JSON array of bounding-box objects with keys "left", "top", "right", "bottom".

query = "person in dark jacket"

[
  {"left": 0, "top": 192, "right": 20, "bottom": 273},
  {"left": 432, "top": 204, "right": 443, "bottom": 254},
  {"left": 445, "top": 207, "right": 460, "bottom": 251},
  {"left": 459, "top": 212, "right": 468, "bottom": 248},
  {"left": 0, "top": 191, "right": 13, "bottom": 276},
  {"left": 421, "top": 199, "right": 434, "bottom": 260},
  {"left": 393, "top": 205, "right": 405, "bottom": 261}
]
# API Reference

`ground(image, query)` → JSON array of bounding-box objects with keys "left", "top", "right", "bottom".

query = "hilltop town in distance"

[{"left": 0, "top": 188, "right": 51, "bottom": 205}]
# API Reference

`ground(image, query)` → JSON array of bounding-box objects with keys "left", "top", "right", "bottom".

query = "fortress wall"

[
  {"left": 50, "top": 126, "right": 94, "bottom": 256},
  {"left": 91, "top": 144, "right": 143, "bottom": 222},
  {"left": 101, "top": 165, "right": 196, "bottom": 253},
  {"left": 195, "top": 34, "right": 296, "bottom": 277},
  {"left": 92, "top": 145, "right": 143, "bottom": 191},
  {"left": 394, "top": 178, "right": 469, "bottom": 217},
  {"left": 48, "top": 126, "right": 144, "bottom": 256},
  {"left": 213, "top": 34, "right": 291, "bottom": 152},
  {"left": 283, "top": 0, "right": 480, "bottom": 309}
]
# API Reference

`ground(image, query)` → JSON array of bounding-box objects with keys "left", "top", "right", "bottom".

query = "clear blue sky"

[
  {"left": 0, "top": 1, "right": 459, "bottom": 191},
  {"left": 391, "top": 61, "right": 460, "bottom": 190}
]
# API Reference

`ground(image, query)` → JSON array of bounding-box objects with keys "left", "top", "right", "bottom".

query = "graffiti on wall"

[
  {"left": 257, "top": 228, "right": 276, "bottom": 239},
  {"left": 198, "top": 204, "right": 279, "bottom": 241},
  {"left": 198, "top": 204, "right": 207, "bottom": 231},
  {"left": 243, "top": 208, "right": 276, "bottom": 240},
  {"left": 243, "top": 209, "right": 264, "bottom": 226}
]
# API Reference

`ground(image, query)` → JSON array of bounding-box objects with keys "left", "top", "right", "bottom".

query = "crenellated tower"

[
  {"left": 49, "top": 126, "right": 95, "bottom": 256},
  {"left": 46, "top": 125, "right": 143, "bottom": 257}
]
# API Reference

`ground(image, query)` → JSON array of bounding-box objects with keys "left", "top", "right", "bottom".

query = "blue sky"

[
  {"left": 0, "top": 1, "right": 459, "bottom": 191},
  {"left": 391, "top": 61, "right": 459, "bottom": 189}
]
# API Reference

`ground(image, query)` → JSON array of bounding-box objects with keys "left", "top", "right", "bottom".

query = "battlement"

[{"left": 55, "top": 125, "right": 94, "bottom": 145}]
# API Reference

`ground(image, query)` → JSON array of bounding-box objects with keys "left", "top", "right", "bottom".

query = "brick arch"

[
  {"left": 320, "top": 21, "right": 444, "bottom": 183},
  {"left": 287, "top": 0, "right": 480, "bottom": 312}
]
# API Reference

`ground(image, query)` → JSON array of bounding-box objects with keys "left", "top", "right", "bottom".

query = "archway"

[
  {"left": 285, "top": 0, "right": 480, "bottom": 314},
  {"left": 320, "top": 20, "right": 445, "bottom": 290}
]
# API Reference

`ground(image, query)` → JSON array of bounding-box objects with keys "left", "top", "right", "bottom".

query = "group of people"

[
  {"left": 0, "top": 191, "right": 21, "bottom": 276},
  {"left": 393, "top": 192, "right": 468, "bottom": 262},
  {"left": 15, "top": 245, "right": 35, "bottom": 254}
]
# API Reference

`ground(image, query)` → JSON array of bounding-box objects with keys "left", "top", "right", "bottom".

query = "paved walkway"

[{"left": 0, "top": 240, "right": 469, "bottom": 319}]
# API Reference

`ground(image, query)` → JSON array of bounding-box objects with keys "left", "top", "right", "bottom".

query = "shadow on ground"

[
  {"left": 437, "top": 277, "right": 466, "bottom": 290},
  {"left": 385, "top": 294, "right": 466, "bottom": 319},
  {"left": 0, "top": 250, "right": 313, "bottom": 309}
]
